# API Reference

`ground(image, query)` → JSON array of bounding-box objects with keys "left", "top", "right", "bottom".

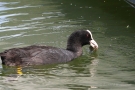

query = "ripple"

[{"left": 0, "top": 33, "right": 24, "bottom": 40}]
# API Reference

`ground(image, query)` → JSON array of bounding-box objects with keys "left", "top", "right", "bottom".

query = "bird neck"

[{"left": 66, "top": 39, "right": 83, "bottom": 57}]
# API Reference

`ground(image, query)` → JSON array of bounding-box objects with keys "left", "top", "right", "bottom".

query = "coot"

[{"left": 0, "top": 30, "right": 98, "bottom": 66}]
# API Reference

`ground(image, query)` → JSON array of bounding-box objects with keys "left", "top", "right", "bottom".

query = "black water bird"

[{"left": 0, "top": 30, "right": 98, "bottom": 66}]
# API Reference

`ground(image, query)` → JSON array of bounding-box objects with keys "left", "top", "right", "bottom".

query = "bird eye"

[{"left": 86, "top": 34, "right": 90, "bottom": 37}]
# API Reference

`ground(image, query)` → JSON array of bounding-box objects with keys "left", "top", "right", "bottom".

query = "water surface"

[{"left": 0, "top": 0, "right": 135, "bottom": 90}]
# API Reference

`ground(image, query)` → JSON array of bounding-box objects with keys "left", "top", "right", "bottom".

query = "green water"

[{"left": 0, "top": 0, "right": 135, "bottom": 90}]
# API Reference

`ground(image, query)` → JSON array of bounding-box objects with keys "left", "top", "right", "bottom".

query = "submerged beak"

[{"left": 90, "top": 40, "right": 98, "bottom": 50}]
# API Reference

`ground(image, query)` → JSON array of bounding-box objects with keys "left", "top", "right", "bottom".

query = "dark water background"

[{"left": 0, "top": 0, "right": 135, "bottom": 90}]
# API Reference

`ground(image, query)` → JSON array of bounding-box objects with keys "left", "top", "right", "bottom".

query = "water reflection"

[{"left": 125, "top": 0, "right": 135, "bottom": 7}]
